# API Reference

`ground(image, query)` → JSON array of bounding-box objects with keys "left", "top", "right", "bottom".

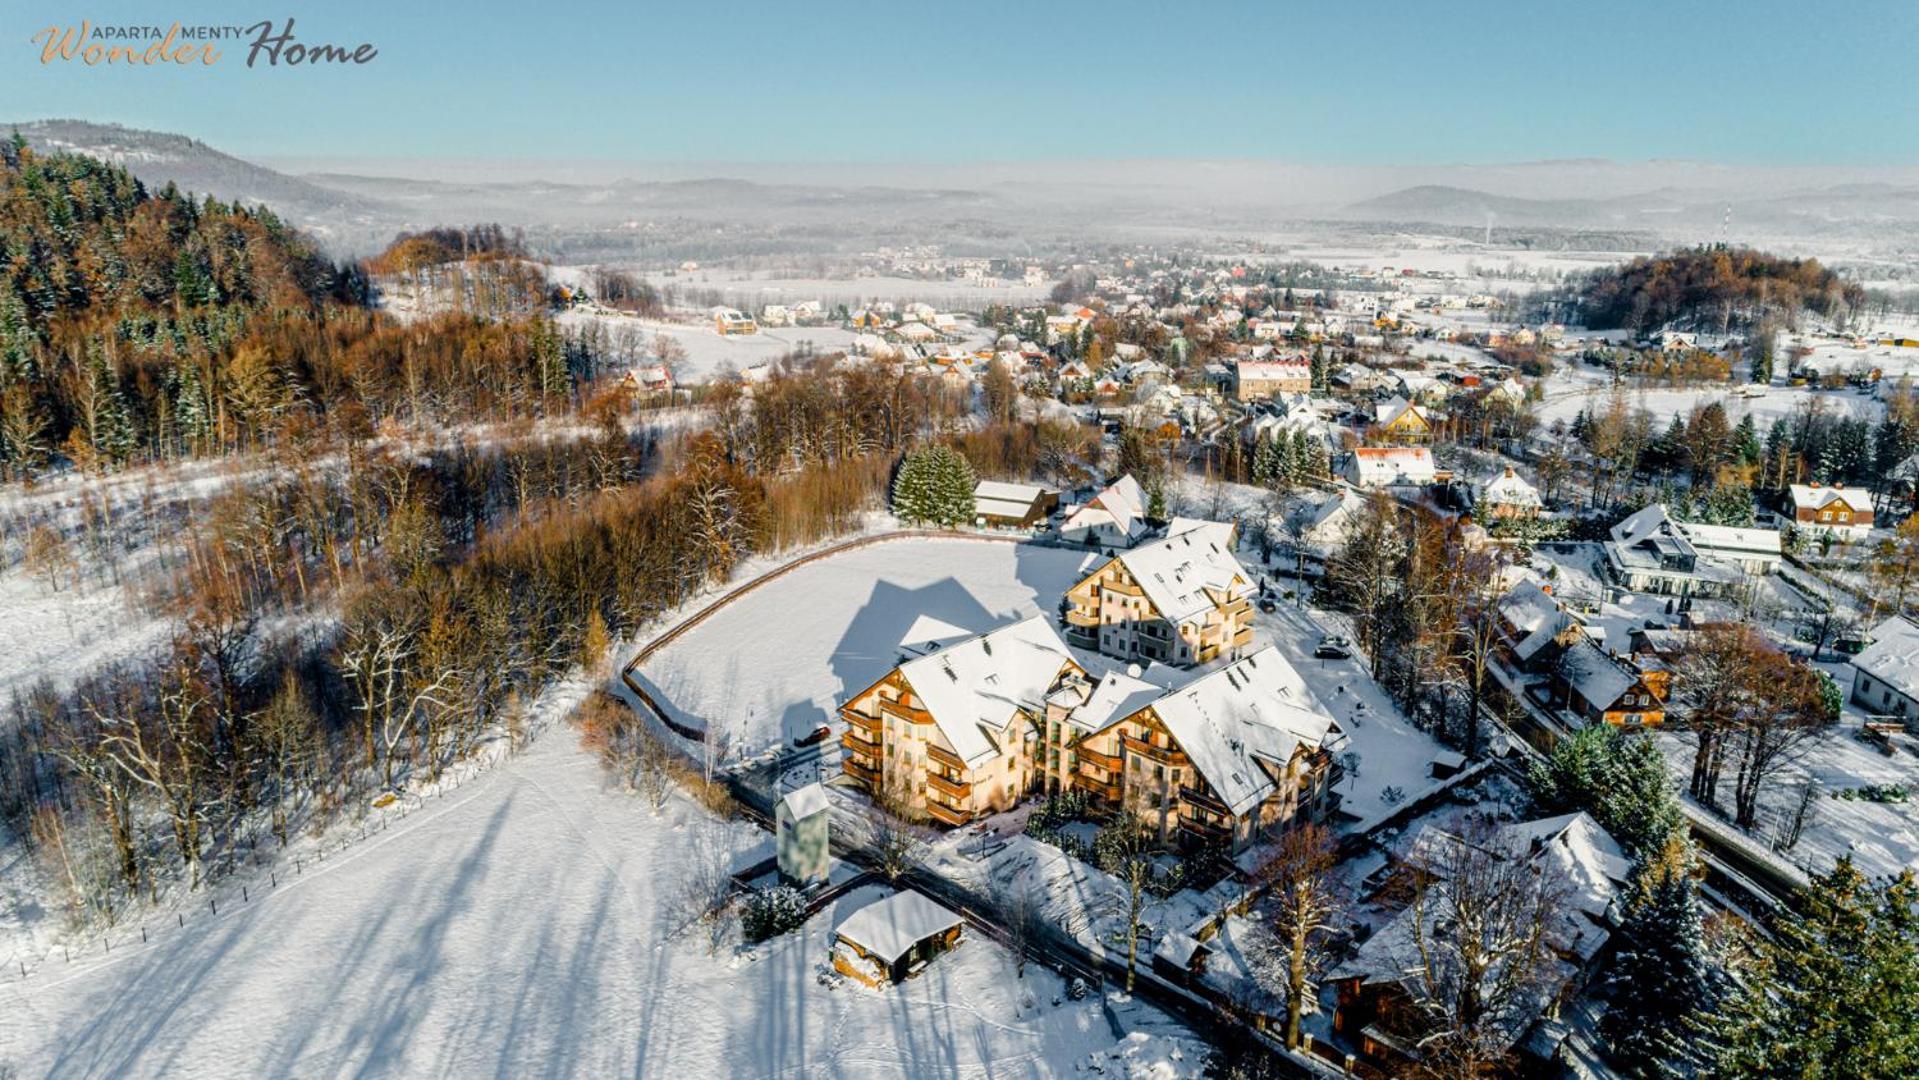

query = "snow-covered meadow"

[
  {"left": 631, "top": 538, "right": 1102, "bottom": 754},
  {"left": 0, "top": 705, "right": 1196, "bottom": 1077}
]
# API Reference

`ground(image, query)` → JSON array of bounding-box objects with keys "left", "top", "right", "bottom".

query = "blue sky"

[{"left": 5, "top": 0, "right": 1915, "bottom": 165}]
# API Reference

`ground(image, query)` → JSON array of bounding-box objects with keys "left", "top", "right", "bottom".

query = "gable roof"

[
  {"left": 1788, "top": 484, "right": 1874, "bottom": 513},
  {"left": 897, "top": 616, "right": 1077, "bottom": 767},
  {"left": 779, "top": 782, "right": 833, "bottom": 821},
  {"left": 1113, "top": 520, "right": 1250, "bottom": 623},
  {"left": 1499, "top": 581, "right": 1573, "bottom": 662},
  {"left": 1146, "top": 648, "right": 1338, "bottom": 816},
  {"left": 974, "top": 479, "right": 1049, "bottom": 521},
  {"left": 1855, "top": 616, "right": 1919, "bottom": 703},
  {"left": 835, "top": 890, "right": 963, "bottom": 966},
  {"left": 1481, "top": 466, "right": 1542, "bottom": 508},
  {"left": 1065, "top": 474, "right": 1149, "bottom": 542}
]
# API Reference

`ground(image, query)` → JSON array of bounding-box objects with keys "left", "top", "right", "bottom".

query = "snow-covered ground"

[
  {"left": 0, "top": 699, "right": 1195, "bottom": 1077},
  {"left": 631, "top": 538, "right": 1102, "bottom": 753},
  {"left": 1534, "top": 367, "right": 1885, "bottom": 428}
]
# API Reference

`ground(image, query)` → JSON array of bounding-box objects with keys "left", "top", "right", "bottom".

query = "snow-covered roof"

[
  {"left": 897, "top": 616, "right": 1077, "bottom": 767},
  {"left": 1480, "top": 467, "right": 1542, "bottom": 509},
  {"left": 1146, "top": 648, "right": 1338, "bottom": 817},
  {"left": 1337, "top": 812, "right": 1628, "bottom": 1039},
  {"left": 1610, "top": 504, "right": 1779, "bottom": 560},
  {"left": 1068, "top": 666, "right": 1177, "bottom": 734},
  {"left": 1560, "top": 640, "right": 1638, "bottom": 710},
  {"left": 1114, "top": 520, "right": 1250, "bottom": 623},
  {"left": 1345, "top": 446, "right": 1435, "bottom": 487},
  {"left": 1065, "top": 474, "right": 1149, "bottom": 542},
  {"left": 897, "top": 615, "right": 976, "bottom": 659},
  {"left": 835, "top": 890, "right": 963, "bottom": 966},
  {"left": 1855, "top": 616, "right": 1919, "bottom": 703},
  {"left": 1788, "top": 483, "right": 1874, "bottom": 512},
  {"left": 779, "top": 782, "right": 832, "bottom": 821},
  {"left": 1499, "top": 581, "right": 1572, "bottom": 662},
  {"left": 974, "top": 480, "right": 1049, "bottom": 521}
]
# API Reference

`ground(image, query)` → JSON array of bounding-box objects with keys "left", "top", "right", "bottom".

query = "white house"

[
  {"left": 1851, "top": 616, "right": 1919, "bottom": 723},
  {"left": 1341, "top": 446, "right": 1437, "bottom": 488},
  {"left": 1061, "top": 474, "right": 1151, "bottom": 548}
]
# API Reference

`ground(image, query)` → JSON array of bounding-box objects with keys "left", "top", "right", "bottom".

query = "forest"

[
  {"left": 1574, "top": 246, "right": 1866, "bottom": 333},
  {"left": 0, "top": 139, "right": 609, "bottom": 478}
]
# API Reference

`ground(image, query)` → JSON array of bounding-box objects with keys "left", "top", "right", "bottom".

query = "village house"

[
  {"left": 1551, "top": 639, "right": 1666, "bottom": 727},
  {"left": 1060, "top": 474, "right": 1151, "bottom": 548},
  {"left": 1851, "top": 615, "right": 1919, "bottom": 722},
  {"left": 972, "top": 480, "right": 1059, "bottom": 529},
  {"left": 712, "top": 307, "right": 758, "bottom": 336},
  {"left": 1341, "top": 446, "right": 1437, "bottom": 488},
  {"left": 1603, "top": 504, "right": 1782, "bottom": 596},
  {"left": 1061, "top": 519, "right": 1254, "bottom": 668},
  {"left": 1496, "top": 581, "right": 1578, "bottom": 673},
  {"left": 619, "top": 363, "right": 675, "bottom": 401},
  {"left": 1477, "top": 466, "right": 1543, "bottom": 520},
  {"left": 1234, "top": 356, "right": 1313, "bottom": 400},
  {"left": 1784, "top": 482, "right": 1875, "bottom": 539},
  {"left": 1332, "top": 813, "right": 1630, "bottom": 1074},
  {"left": 1369, "top": 396, "right": 1434, "bottom": 443},
  {"left": 838, "top": 616, "right": 1085, "bottom": 826}
]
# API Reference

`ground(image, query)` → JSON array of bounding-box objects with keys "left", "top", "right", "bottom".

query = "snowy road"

[{"left": 0, "top": 721, "right": 1175, "bottom": 1078}]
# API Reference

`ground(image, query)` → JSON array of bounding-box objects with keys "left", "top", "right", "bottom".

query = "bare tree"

[
  {"left": 1394, "top": 819, "right": 1568, "bottom": 1079},
  {"left": 1258, "top": 822, "right": 1346, "bottom": 1050},
  {"left": 1095, "top": 818, "right": 1159, "bottom": 994}
]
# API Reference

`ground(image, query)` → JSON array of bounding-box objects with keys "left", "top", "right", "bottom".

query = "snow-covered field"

[
  {"left": 1534, "top": 368, "right": 1885, "bottom": 428},
  {"left": 634, "top": 270, "right": 1052, "bottom": 309},
  {"left": 0, "top": 706, "right": 1193, "bottom": 1077},
  {"left": 632, "top": 538, "right": 1102, "bottom": 754}
]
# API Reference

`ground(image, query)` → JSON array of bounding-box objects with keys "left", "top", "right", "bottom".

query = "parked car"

[
  {"left": 1314, "top": 635, "right": 1353, "bottom": 660},
  {"left": 1257, "top": 597, "right": 1278, "bottom": 613}
]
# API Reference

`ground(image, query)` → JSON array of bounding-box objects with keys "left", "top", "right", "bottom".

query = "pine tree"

[
  {"left": 893, "top": 445, "right": 976, "bottom": 528},
  {"left": 1602, "top": 852, "right": 1722, "bottom": 1078},
  {"left": 1715, "top": 859, "right": 1919, "bottom": 1078},
  {"left": 1733, "top": 414, "right": 1762, "bottom": 467}
]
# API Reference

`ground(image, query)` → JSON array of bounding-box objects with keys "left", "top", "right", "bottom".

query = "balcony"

[
  {"left": 1075, "top": 773, "right": 1122, "bottom": 802},
  {"left": 878, "top": 698, "right": 931, "bottom": 725},
  {"left": 1124, "top": 734, "right": 1188, "bottom": 765},
  {"left": 841, "top": 729, "right": 881, "bottom": 756},
  {"left": 926, "top": 800, "right": 971, "bottom": 827},
  {"left": 1179, "top": 813, "right": 1232, "bottom": 840},
  {"left": 1076, "top": 743, "right": 1122, "bottom": 772},
  {"left": 926, "top": 772, "right": 972, "bottom": 800},
  {"left": 926, "top": 742, "right": 967, "bottom": 771},
  {"left": 843, "top": 708, "right": 881, "bottom": 734},
  {"left": 1229, "top": 625, "right": 1254, "bottom": 647},
  {"left": 843, "top": 758, "right": 878, "bottom": 786},
  {"left": 1179, "top": 784, "right": 1228, "bottom": 812}
]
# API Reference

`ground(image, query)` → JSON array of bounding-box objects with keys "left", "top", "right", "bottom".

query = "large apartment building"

[
  {"left": 1062, "top": 519, "right": 1254, "bottom": 668},
  {"left": 838, "top": 616, "right": 1086, "bottom": 827},
  {"left": 842, "top": 618, "right": 1343, "bottom": 850}
]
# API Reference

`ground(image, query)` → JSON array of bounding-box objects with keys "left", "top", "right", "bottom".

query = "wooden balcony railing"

[
  {"left": 1076, "top": 743, "right": 1121, "bottom": 772},
  {"left": 841, "top": 729, "right": 880, "bottom": 756},
  {"left": 926, "top": 772, "right": 972, "bottom": 800},
  {"left": 926, "top": 800, "right": 971, "bottom": 827},
  {"left": 1124, "top": 734, "right": 1188, "bottom": 765},
  {"left": 843, "top": 758, "right": 878, "bottom": 785},
  {"left": 926, "top": 742, "right": 967, "bottom": 771}
]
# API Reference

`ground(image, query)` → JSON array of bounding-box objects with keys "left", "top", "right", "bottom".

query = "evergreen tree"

[
  {"left": 1733, "top": 414, "right": 1762, "bottom": 467},
  {"left": 1525, "top": 723, "right": 1682, "bottom": 859},
  {"left": 892, "top": 445, "right": 977, "bottom": 528},
  {"left": 1602, "top": 852, "right": 1723, "bottom": 1078},
  {"left": 1715, "top": 859, "right": 1919, "bottom": 1079}
]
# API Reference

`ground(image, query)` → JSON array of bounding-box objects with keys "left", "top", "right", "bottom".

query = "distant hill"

[{"left": 4, "top": 120, "right": 397, "bottom": 252}]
